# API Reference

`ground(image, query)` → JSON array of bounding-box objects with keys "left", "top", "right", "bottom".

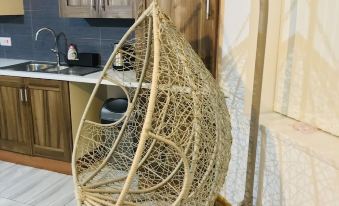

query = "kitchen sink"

[
  {"left": 0, "top": 61, "right": 101, "bottom": 76},
  {"left": 26, "top": 63, "right": 55, "bottom": 72},
  {"left": 0, "top": 61, "right": 59, "bottom": 72},
  {"left": 58, "top": 66, "right": 101, "bottom": 76}
]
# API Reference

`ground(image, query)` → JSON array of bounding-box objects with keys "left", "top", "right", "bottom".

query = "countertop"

[
  {"left": 0, "top": 59, "right": 30, "bottom": 67},
  {"left": 0, "top": 58, "right": 139, "bottom": 87}
]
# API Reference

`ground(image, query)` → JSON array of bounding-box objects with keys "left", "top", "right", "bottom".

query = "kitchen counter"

[
  {"left": 0, "top": 58, "right": 139, "bottom": 87},
  {"left": 0, "top": 59, "right": 30, "bottom": 67}
]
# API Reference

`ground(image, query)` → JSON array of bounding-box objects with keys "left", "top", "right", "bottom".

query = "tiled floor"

[{"left": 0, "top": 161, "right": 76, "bottom": 206}]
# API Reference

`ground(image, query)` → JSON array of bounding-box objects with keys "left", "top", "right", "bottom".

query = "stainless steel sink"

[
  {"left": 26, "top": 63, "right": 56, "bottom": 72},
  {"left": 58, "top": 66, "right": 101, "bottom": 76},
  {"left": 0, "top": 61, "right": 101, "bottom": 76},
  {"left": 1, "top": 61, "right": 64, "bottom": 73}
]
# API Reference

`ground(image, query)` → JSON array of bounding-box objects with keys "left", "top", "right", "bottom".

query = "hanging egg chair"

[{"left": 72, "top": 2, "right": 232, "bottom": 205}]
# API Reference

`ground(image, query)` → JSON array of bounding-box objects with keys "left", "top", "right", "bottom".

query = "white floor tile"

[
  {"left": 65, "top": 198, "right": 77, "bottom": 206},
  {"left": 0, "top": 197, "right": 27, "bottom": 206},
  {"left": 0, "top": 161, "right": 76, "bottom": 206}
]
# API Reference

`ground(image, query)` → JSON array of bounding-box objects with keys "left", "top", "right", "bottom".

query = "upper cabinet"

[
  {"left": 0, "top": 0, "right": 24, "bottom": 15},
  {"left": 59, "top": 0, "right": 136, "bottom": 18}
]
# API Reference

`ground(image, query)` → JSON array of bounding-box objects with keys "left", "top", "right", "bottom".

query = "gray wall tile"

[
  {"left": 0, "top": 47, "right": 5, "bottom": 58},
  {"left": 100, "top": 39, "right": 117, "bottom": 62},
  {"left": 4, "top": 35, "right": 33, "bottom": 59},
  {"left": 0, "top": 0, "right": 133, "bottom": 64},
  {"left": 0, "top": 13, "right": 32, "bottom": 36}
]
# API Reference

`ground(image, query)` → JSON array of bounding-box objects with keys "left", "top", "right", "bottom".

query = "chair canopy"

[{"left": 72, "top": 2, "right": 232, "bottom": 206}]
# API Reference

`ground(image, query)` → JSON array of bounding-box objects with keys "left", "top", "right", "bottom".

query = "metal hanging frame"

[{"left": 241, "top": 0, "right": 269, "bottom": 205}]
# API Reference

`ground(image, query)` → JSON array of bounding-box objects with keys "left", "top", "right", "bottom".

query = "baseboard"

[{"left": 0, "top": 150, "right": 72, "bottom": 175}]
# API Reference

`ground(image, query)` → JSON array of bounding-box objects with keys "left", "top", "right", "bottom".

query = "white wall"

[
  {"left": 274, "top": 0, "right": 339, "bottom": 136},
  {"left": 217, "top": 0, "right": 259, "bottom": 204},
  {"left": 218, "top": 0, "right": 339, "bottom": 205},
  {"left": 259, "top": 113, "right": 339, "bottom": 206}
]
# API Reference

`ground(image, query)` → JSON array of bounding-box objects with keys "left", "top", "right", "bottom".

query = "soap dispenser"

[{"left": 67, "top": 44, "right": 78, "bottom": 60}]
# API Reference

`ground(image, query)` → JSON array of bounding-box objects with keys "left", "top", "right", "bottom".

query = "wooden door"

[
  {"left": 143, "top": 0, "right": 220, "bottom": 77},
  {"left": 26, "top": 79, "right": 72, "bottom": 162},
  {"left": 0, "top": 76, "right": 32, "bottom": 154}
]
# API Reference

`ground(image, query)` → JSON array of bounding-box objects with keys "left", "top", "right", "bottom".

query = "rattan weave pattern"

[{"left": 72, "top": 2, "right": 232, "bottom": 205}]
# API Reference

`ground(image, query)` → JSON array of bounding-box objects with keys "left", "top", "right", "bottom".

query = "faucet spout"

[
  {"left": 35, "top": 27, "right": 62, "bottom": 68},
  {"left": 35, "top": 28, "right": 56, "bottom": 41}
]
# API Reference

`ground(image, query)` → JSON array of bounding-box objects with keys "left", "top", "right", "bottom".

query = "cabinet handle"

[
  {"left": 206, "top": 0, "right": 210, "bottom": 20},
  {"left": 24, "top": 88, "right": 28, "bottom": 102},
  {"left": 91, "top": 0, "right": 97, "bottom": 11},
  {"left": 101, "top": 0, "right": 105, "bottom": 11},
  {"left": 19, "top": 89, "right": 24, "bottom": 102}
]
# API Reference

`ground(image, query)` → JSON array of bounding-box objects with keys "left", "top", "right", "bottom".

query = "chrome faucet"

[{"left": 35, "top": 27, "right": 61, "bottom": 68}]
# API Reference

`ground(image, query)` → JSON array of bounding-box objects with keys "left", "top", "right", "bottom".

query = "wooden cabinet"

[
  {"left": 0, "top": 76, "right": 72, "bottom": 162},
  {"left": 0, "top": 77, "right": 31, "bottom": 154},
  {"left": 27, "top": 79, "right": 72, "bottom": 162},
  {"left": 59, "top": 0, "right": 93, "bottom": 18},
  {"left": 59, "top": 0, "right": 136, "bottom": 18},
  {"left": 143, "top": 0, "right": 220, "bottom": 77},
  {"left": 0, "top": 0, "right": 24, "bottom": 15},
  {"left": 101, "top": 0, "right": 135, "bottom": 18}
]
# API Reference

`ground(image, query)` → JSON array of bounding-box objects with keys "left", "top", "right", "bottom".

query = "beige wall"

[
  {"left": 217, "top": 0, "right": 261, "bottom": 203},
  {"left": 217, "top": 0, "right": 281, "bottom": 115},
  {"left": 274, "top": 0, "right": 339, "bottom": 136},
  {"left": 259, "top": 113, "right": 339, "bottom": 206},
  {"left": 0, "top": 0, "right": 24, "bottom": 15},
  {"left": 217, "top": 0, "right": 339, "bottom": 205}
]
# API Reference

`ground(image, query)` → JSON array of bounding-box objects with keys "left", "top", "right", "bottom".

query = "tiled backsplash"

[{"left": 0, "top": 0, "right": 133, "bottom": 64}]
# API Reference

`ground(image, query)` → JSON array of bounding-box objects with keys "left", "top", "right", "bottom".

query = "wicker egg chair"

[{"left": 72, "top": 2, "right": 232, "bottom": 205}]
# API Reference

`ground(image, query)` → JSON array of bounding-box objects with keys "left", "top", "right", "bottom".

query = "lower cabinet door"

[
  {"left": 0, "top": 76, "right": 32, "bottom": 154},
  {"left": 27, "top": 79, "right": 72, "bottom": 162}
]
